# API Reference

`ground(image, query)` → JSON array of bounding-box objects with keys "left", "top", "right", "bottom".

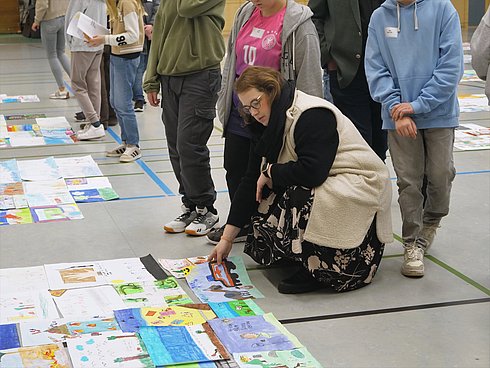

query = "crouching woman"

[{"left": 209, "top": 66, "right": 393, "bottom": 294}]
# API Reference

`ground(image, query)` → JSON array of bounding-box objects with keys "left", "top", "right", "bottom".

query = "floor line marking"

[
  {"left": 106, "top": 128, "right": 175, "bottom": 196},
  {"left": 278, "top": 298, "right": 490, "bottom": 325}
]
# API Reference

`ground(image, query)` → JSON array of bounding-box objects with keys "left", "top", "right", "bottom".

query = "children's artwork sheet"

[
  {"left": 42, "top": 129, "right": 76, "bottom": 145},
  {"left": 461, "top": 69, "right": 484, "bottom": 83},
  {"left": 18, "top": 317, "right": 120, "bottom": 347},
  {"left": 208, "top": 313, "right": 302, "bottom": 354},
  {"left": 0, "top": 95, "right": 40, "bottom": 103},
  {"left": 0, "top": 344, "right": 71, "bottom": 367},
  {"left": 0, "top": 265, "right": 49, "bottom": 293},
  {"left": 233, "top": 348, "right": 322, "bottom": 368},
  {"left": 8, "top": 131, "right": 45, "bottom": 147},
  {"left": 35, "top": 116, "right": 71, "bottom": 129},
  {"left": 454, "top": 123, "right": 490, "bottom": 150},
  {"left": 0, "top": 159, "right": 21, "bottom": 184},
  {"left": 98, "top": 257, "right": 157, "bottom": 285},
  {"left": 50, "top": 285, "right": 126, "bottom": 319},
  {"left": 4, "top": 113, "right": 46, "bottom": 120},
  {"left": 186, "top": 257, "right": 264, "bottom": 303},
  {"left": 0, "top": 290, "right": 59, "bottom": 324},
  {"left": 159, "top": 256, "right": 209, "bottom": 278},
  {"left": 114, "top": 304, "right": 216, "bottom": 333},
  {"left": 44, "top": 261, "right": 107, "bottom": 290},
  {"left": 17, "top": 157, "right": 61, "bottom": 181},
  {"left": 113, "top": 278, "right": 192, "bottom": 308},
  {"left": 208, "top": 300, "right": 265, "bottom": 319},
  {"left": 458, "top": 94, "right": 490, "bottom": 112},
  {"left": 0, "top": 324, "right": 21, "bottom": 350},
  {"left": 24, "top": 179, "right": 75, "bottom": 207},
  {"left": 30, "top": 203, "right": 83, "bottom": 223},
  {"left": 139, "top": 324, "right": 229, "bottom": 366},
  {"left": 0, "top": 208, "right": 33, "bottom": 226},
  {"left": 55, "top": 155, "right": 102, "bottom": 178},
  {"left": 65, "top": 330, "right": 154, "bottom": 368},
  {"left": 0, "top": 182, "right": 27, "bottom": 209},
  {"left": 66, "top": 177, "right": 118, "bottom": 202}
]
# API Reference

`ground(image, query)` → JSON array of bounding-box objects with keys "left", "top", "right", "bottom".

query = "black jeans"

[
  {"left": 329, "top": 67, "right": 387, "bottom": 161},
  {"left": 224, "top": 132, "right": 251, "bottom": 202}
]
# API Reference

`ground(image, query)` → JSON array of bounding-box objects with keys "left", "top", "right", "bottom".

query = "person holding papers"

[
  {"left": 66, "top": 0, "right": 107, "bottom": 140},
  {"left": 86, "top": 0, "right": 145, "bottom": 162},
  {"left": 209, "top": 66, "right": 392, "bottom": 294}
]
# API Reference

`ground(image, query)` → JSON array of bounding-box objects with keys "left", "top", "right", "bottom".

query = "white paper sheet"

[
  {"left": 24, "top": 179, "right": 75, "bottom": 207},
  {"left": 0, "top": 265, "right": 49, "bottom": 293},
  {"left": 17, "top": 157, "right": 61, "bottom": 181},
  {"left": 55, "top": 155, "right": 103, "bottom": 178},
  {"left": 44, "top": 261, "right": 107, "bottom": 290},
  {"left": 0, "top": 290, "right": 59, "bottom": 323},
  {"left": 35, "top": 116, "right": 71, "bottom": 129}
]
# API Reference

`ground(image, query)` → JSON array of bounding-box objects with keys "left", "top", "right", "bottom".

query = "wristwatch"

[{"left": 261, "top": 161, "right": 271, "bottom": 178}]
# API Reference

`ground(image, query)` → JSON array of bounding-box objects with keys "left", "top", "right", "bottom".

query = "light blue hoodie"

[{"left": 365, "top": 0, "right": 464, "bottom": 130}]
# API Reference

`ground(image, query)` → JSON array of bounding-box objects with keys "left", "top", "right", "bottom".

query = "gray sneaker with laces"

[
  {"left": 164, "top": 205, "right": 197, "bottom": 233},
  {"left": 185, "top": 207, "right": 219, "bottom": 236},
  {"left": 206, "top": 224, "right": 249, "bottom": 244},
  {"left": 416, "top": 222, "right": 440, "bottom": 251}
]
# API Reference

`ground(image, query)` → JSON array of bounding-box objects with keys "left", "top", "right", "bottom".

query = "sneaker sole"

[
  {"left": 185, "top": 226, "right": 217, "bottom": 237},
  {"left": 77, "top": 134, "right": 106, "bottom": 141},
  {"left": 163, "top": 225, "right": 185, "bottom": 233},
  {"left": 401, "top": 267, "right": 424, "bottom": 277},
  {"left": 134, "top": 108, "right": 144, "bottom": 112},
  {"left": 119, "top": 153, "right": 142, "bottom": 163}
]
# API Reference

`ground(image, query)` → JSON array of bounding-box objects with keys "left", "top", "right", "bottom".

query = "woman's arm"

[{"left": 271, "top": 108, "right": 338, "bottom": 188}]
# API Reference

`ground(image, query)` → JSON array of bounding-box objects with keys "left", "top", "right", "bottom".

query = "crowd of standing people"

[{"left": 32, "top": 0, "right": 474, "bottom": 294}]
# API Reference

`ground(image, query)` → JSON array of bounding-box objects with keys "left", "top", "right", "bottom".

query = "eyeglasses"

[{"left": 239, "top": 94, "right": 263, "bottom": 115}]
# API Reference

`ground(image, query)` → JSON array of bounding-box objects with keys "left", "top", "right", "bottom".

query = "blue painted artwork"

[{"left": 0, "top": 323, "right": 21, "bottom": 350}]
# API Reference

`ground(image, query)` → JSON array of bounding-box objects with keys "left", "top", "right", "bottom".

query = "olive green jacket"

[{"left": 309, "top": 0, "right": 363, "bottom": 88}]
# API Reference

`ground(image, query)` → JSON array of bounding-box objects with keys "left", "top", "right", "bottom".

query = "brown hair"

[{"left": 234, "top": 66, "right": 285, "bottom": 124}]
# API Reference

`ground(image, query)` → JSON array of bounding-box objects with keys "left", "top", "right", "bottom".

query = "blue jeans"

[
  {"left": 109, "top": 55, "right": 140, "bottom": 146},
  {"left": 132, "top": 52, "right": 148, "bottom": 102}
]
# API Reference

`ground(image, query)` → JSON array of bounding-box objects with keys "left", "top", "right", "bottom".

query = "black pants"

[
  {"left": 329, "top": 67, "right": 387, "bottom": 161},
  {"left": 224, "top": 132, "right": 251, "bottom": 202}
]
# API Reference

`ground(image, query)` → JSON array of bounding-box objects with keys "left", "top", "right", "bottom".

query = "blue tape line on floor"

[{"left": 106, "top": 128, "right": 175, "bottom": 196}]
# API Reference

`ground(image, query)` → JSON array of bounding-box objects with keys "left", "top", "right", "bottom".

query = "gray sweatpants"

[
  {"left": 71, "top": 51, "right": 103, "bottom": 124},
  {"left": 388, "top": 128, "right": 456, "bottom": 244},
  {"left": 40, "top": 16, "right": 70, "bottom": 89},
  {"left": 159, "top": 69, "right": 221, "bottom": 208}
]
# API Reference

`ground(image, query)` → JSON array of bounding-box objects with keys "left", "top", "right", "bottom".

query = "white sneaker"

[
  {"left": 49, "top": 90, "right": 69, "bottom": 99},
  {"left": 185, "top": 207, "right": 219, "bottom": 236},
  {"left": 76, "top": 124, "right": 105, "bottom": 140},
  {"left": 119, "top": 145, "right": 141, "bottom": 162},
  {"left": 401, "top": 243, "right": 424, "bottom": 277},
  {"left": 106, "top": 143, "right": 127, "bottom": 157},
  {"left": 164, "top": 205, "right": 197, "bottom": 233}
]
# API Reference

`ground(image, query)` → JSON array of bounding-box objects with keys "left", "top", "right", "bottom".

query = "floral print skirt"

[{"left": 244, "top": 186, "right": 385, "bottom": 292}]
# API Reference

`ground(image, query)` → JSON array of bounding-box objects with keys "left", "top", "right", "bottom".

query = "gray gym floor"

[{"left": 0, "top": 34, "right": 489, "bottom": 367}]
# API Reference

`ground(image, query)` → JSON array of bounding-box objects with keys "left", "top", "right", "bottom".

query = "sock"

[{"left": 92, "top": 121, "right": 101, "bottom": 128}]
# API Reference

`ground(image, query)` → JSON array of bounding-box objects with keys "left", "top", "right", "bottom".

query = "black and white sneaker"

[
  {"left": 185, "top": 207, "right": 219, "bottom": 236},
  {"left": 206, "top": 224, "right": 249, "bottom": 244},
  {"left": 134, "top": 100, "right": 144, "bottom": 112},
  {"left": 164, "top": 205, "right": 197, "bottom": 233}
]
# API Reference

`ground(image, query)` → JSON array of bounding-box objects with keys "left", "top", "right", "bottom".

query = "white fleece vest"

[{"left": 276, "top": 90, "right": 393, "bottom": 248}]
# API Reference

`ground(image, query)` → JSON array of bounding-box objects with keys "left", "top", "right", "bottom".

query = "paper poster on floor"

[
  {"left": 65, "top": 330, "right": 154, "bottom": 368},
  {"left": 0, "top": 159, "right": 21, "bottom": 184},
  {"left": 8, "top": 131, "right": 46, "bottom": 147},
  {"left": 233, "top": 348, "right": 322, "bottom": 368},
  {"left": 0, "top": 95, "right": 40, "bottom": 103},
  {"left": 208, "top": 313, "right": 302, "bottom": 354},
  {"left": 0, "top": 182, "right": 27, "bottom": 209},
  {"left": 114, "top": 304, "right": 216, "bottom": 333},
  {"left": 66, "top": 177, "right": 118, "bottom": 202},
  {"left": 24, "top": 179, "right": 75, "bottom": 207},
  {"left": 208, "top": 300, "right": 265, "bottom": 319},
  {"left": 454, "top": 123, "right": 490, "bottom": 150},
  {"left": 30, "top": 203, "right": 83, "bottom": 223},
  {"left": 0, "top": 208, "right": 33, "bottom": 225},
  {"left": 55, "top": 155, "right": 103, "bottom": 179},
  {"left": 113, "top": 278, "right": 193, "bottom": 308},
  {"left": 35, "top": 116, "right": 71, "bottom": 129},
  {"left": 0, "top": 265, "right": 49, "bottom": 294},
  {"left": 139, "top": 323, "right": 229, "bottom": 366},
  {"left": 0, "top": 290, "right": 59, "bottom": 324},
  {"left": 98, "top": 257, "right": 157, "bottom": 284},
  {"left": 186, "top": 257, "right": 264, "bottom": 303},
  {"left": 17, "top": 157, "right": 61, "bottom": 181},
  {"left": 50, "top": 285, "right": 126, "bottom": 319},
  {"left": 458, "top": 94, "right": 490, "bottom": 112},
  {"left": 4, "top": 113, "right": 46, "bottom": 120},
  {"left": 159, "top": 256, "right": 209, "bottom": 278},
  {"left": 44, "top": 261, "right": 107, "bottom": 290},
  {"left": 0, "top": 324, "right": 21, "bottom": 350},
  {"left": 0, "top": 344, "right": 71, "bottom": 367}
]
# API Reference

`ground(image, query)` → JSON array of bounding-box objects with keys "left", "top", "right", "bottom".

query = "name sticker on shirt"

[
  {"left": 384, "top": 27, "right": 398, "bottom": 38},
  {"left": 250, "top": 27, "right": 265, "bottom": 39}
]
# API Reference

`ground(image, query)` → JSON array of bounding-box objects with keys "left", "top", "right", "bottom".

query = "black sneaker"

[
  {"left": 74, "top": 111, "right": 86, "bottom": 121},
  {"left": 277, "top": 268, "right": 325, "bottom": 294},
  {"left": 206, "top": 225, "right": 249, "bottom": 245},
  {"left": 134, "top": 100, "right": 144, "bottom": 112}
]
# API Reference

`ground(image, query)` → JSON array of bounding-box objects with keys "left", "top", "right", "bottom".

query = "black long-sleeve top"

[{"left": 227, "top": 107, "right": 339, "bottom": 228}]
